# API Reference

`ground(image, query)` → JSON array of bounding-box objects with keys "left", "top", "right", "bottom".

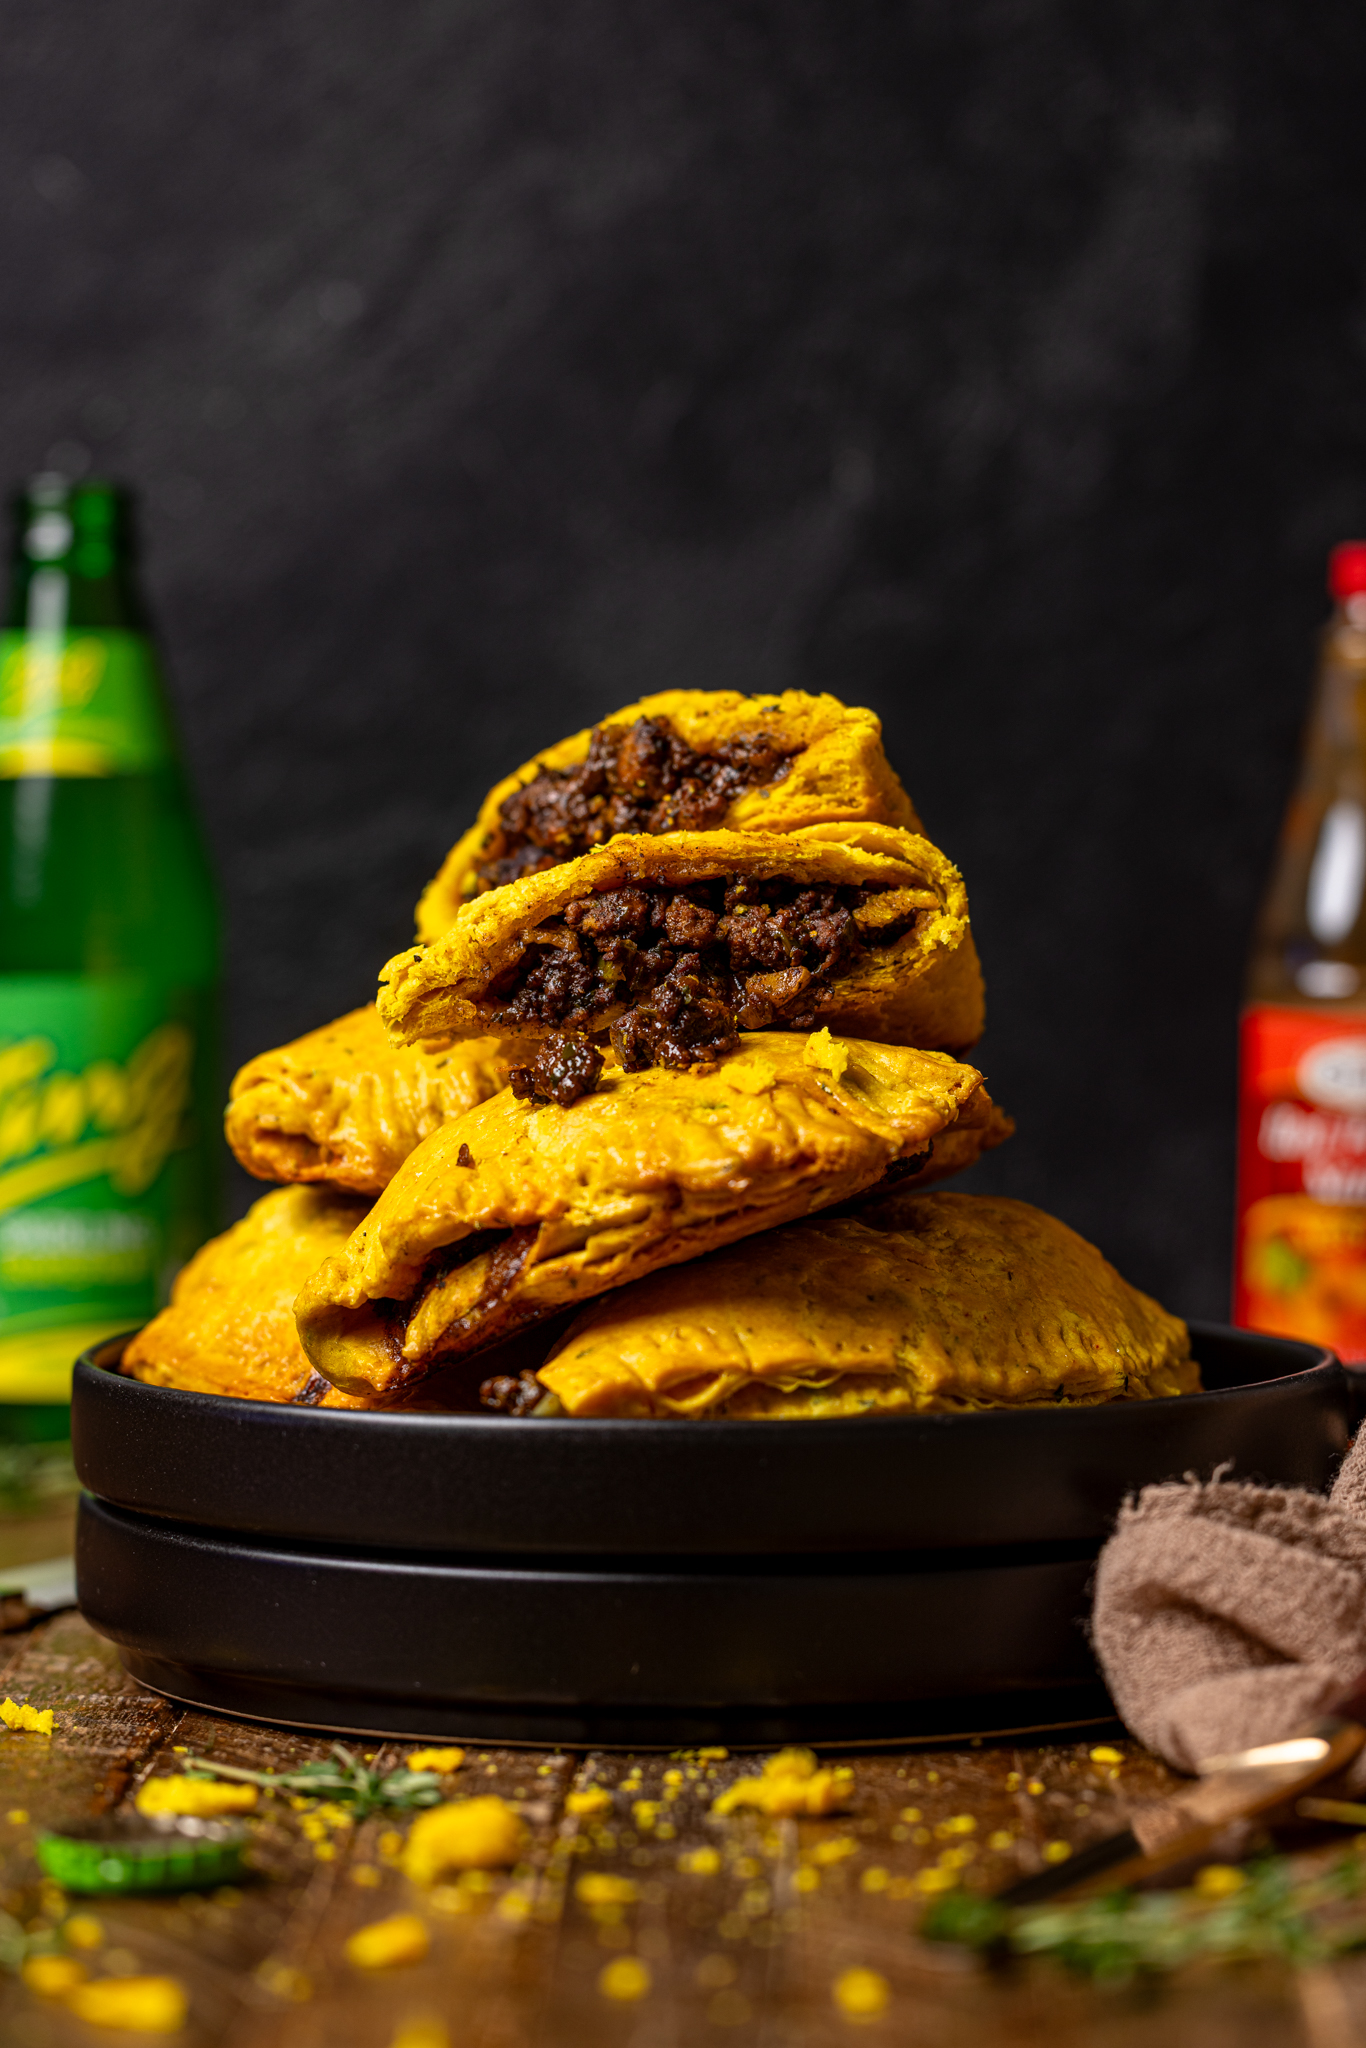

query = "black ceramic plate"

[
  {"left": 78, "top": 1494, "right": 1109, "bottom": 1746},
  {"left": 73, "top": 1324, "right": 1351, "bottom": 1556},
  {"left": 72, "top": 1324, "right": 1354, "bottom": 1744}
]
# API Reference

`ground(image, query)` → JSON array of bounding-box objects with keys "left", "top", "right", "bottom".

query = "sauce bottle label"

[
  {"left": 1236, "top": 1001, "right": 1366, "bottom": 1360},
  {"left": 0, "top": 630, "right": 171, "bottom": 777},
  {"left": 0, "top": 976, "right": 209, "bottom": 1401}
]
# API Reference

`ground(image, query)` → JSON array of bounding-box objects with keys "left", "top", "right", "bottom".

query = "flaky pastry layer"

[
  {"left": 123, "top": 1186, "right": 373, "bottom": 1406},
  {"left": 225, "top": 1004, "right": 525, "bottom": 1195},
  {"left": 295, "top": 1032, "right": 990, "bottom": 1401},
  {"left": 539, "top": 1191, "right": 1198, "bottom": 1417},
  {"left": 416, "top": 689, "right": 919, "bottom": 935},
  {"left": 382, "top": 823, "right": 984, "bottom": 1057}
]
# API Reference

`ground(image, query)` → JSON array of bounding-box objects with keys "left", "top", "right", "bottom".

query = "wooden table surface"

[{"left": 0, "top": 1607, "right": 1358, "bottom": 2048}]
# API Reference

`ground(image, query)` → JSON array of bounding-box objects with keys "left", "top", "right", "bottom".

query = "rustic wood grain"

[{"left": 0, "top": 1612, "right": 1347, "bottom": 2046}]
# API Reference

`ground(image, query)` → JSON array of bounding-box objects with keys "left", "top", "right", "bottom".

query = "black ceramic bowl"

[{"left": 73, "top": 1323, "right": 1355, "bottom": 1746}]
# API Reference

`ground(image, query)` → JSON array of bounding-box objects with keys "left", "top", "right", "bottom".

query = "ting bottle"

[
  {"left": 0, "top": 475, "right": 218, "bottom": 1440},
  {"left": 1237, "top": 541, "right": 1366, "bottom": 1359}
]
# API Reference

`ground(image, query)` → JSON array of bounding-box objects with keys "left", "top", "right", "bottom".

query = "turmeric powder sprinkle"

[
  {"left": 712, "top": 1748, "right": 853, "bottom": 1819},
  {"left": 135, "top": 1777, "right": 258, "bottom": 1818},
  {"left": 402, "top": 1797, "right": 527, "bottom": 1885},
  {"left": 0, "top": 1697, "right": 54, "bottom": 1735}
]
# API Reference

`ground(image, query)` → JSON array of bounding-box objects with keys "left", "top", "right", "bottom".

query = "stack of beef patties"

[{"left": 125, "top": 689, "right": 1196, "bottom": 1419}]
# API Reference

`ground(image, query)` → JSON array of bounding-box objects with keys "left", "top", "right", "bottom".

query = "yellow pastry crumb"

[
  {"left": 576, "top": 1873, "right": 638, "bottom": 1906},
  {"left": 389, "top": 2018, "right": 449, "bottom": 2048},
  {"left": 401, "top": 1797, "right": 527, "bottom": 1885},
  {"left": 810, "top": 1836, "right": 858, "bottom": 1865},
  {"left": 67, "top": 1975, "right": 188, "bottom": 2032},
  {"left": 1194, "top": 1864, "right": 1247, "bottom": 1899},
  {"left": 832, "top": 1966, "right": 889, "bottom": 2020},
  {"left": 406, "top": 1748, "right": 465, "bottom": 1774},
  {"left": 677, "top": 1846, "right": 721, "bottom": 1876},
  {"left": 1089, "top": 1746, "right": 1124, "bottom": 1765},
  {"left": 804, "top": 1028, "right": 849, "bottom": 1085},
  {"left": 346, "top": 1913, "right": 430, "bottom": 1969},
  {"left": 598, "top": 1956, "right": 651, "bottom": 2002},
  {"left": 135, "top": 1778, "right": 257, "bottom": 1818},
  {"left": 936, "top": 1814, "right": 976, "bottom": 1837},
  {"left": 1042, "top": 1841, "right": 1071, "bottom": 1865},
  {"left": 712, "top": 1748, "right": 853, "bottom": 1818},
  {"left": 565, "top": 1786, "right": 613, "bottom": 1817},
  {"left": 0, "top": 1698, "right": 54, "bottom": 1734},
  {"left": 63, "top": 1913, "right": 105, "bottom": 1949},
  {"left": 21, "top": 1954, "right": 88, "bottom": 1996}
]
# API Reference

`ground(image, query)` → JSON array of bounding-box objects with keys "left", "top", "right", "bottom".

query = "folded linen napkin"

[{"left": 1091, "top": 1428, "right": 1366, "bottom": 1784}]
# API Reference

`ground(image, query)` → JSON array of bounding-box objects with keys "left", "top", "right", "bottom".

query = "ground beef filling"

[
  {"left": 508, "top": 1029, "right": 604, "bottom": 1108},
  {"left": 476, "top": 714, "right": 797, "bottom": 890},
  {"left": 480, "top": 1368, "right": 545, "bottom": 1415},
  {"left": 483, "top": 875, "right": 919, "bottom": 1071}
]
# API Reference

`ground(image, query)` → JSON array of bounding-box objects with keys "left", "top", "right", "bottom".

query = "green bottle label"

[
  {"left": 0, "top": 629, "right": 171, "bottom": 778},
  {"left": 0, "top": 976, "right": 205, "bottom": 1401}
]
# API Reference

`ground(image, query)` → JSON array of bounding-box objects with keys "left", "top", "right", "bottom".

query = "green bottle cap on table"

[{"left": 37, "top": 1814, "right": 249, "bottom": 1894}]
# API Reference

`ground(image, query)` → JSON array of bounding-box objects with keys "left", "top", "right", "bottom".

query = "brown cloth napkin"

[{"left": 1091, "top": 1428, "right": 1366, "bottom": 1784}]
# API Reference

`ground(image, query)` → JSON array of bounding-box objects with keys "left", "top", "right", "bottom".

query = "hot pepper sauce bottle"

[
  {"left": 1236, "top": 541, "right": 1366, "bottom": 1357},
  {"left": 0, "top": 474, "right": 219, "bottom": 1445}
]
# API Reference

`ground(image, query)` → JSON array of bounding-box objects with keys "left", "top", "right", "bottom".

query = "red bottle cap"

[{"left": 1329, "top": 542, "right": 1366, "bottom": 600}]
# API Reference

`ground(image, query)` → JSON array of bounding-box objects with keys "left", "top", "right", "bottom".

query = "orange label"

[{"left": 1235, "top": 1002, "right": 1366, "bottom": 1359}]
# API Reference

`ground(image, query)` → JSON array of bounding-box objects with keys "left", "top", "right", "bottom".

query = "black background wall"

[{"left": 1, "top": 0, "right": 1363, "bottom": 1318}]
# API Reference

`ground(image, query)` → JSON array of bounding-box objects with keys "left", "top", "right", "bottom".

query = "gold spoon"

[{"left": 996, "top": 1674, "right": 1366, "bottom": 1908}]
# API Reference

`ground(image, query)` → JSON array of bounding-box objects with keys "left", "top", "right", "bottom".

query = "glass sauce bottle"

[
  {"left": 0, "top": 476, "right": 219, "bottom": 1546},
  {"left": 1237, "top": 541, "right": 1366, "bottom": 1358}
]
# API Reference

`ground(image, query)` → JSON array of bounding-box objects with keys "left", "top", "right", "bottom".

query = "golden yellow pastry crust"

[
  {"left": 382, "top": 823, "right": 984, "bottom": 1056},
  {"left": 225, "top": 1004, "right": 525, "bottom": 1196},
  {"left": 123, "top": 1185, "right": 373, "bottom": 1406},
  {"left": 416, "top": 689, "right": 919, "bottom": 936},
  {"left": 538, "top": 1191, "right": 1198, "bottom": 1417},
  {"left": 294, "top": 1033, "right": 991, "bottom": 1401}
]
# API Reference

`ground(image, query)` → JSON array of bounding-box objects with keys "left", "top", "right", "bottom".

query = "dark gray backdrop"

[{"left": 2, "top": 0, "right": 1362, "bottom": 1318}]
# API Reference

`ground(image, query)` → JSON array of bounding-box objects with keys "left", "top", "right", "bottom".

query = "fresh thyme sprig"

[
  {"left": 181, "top": 1744, "right": 448, "bottom": 1819},
  {"left": 922, "top": 1852, "right": 1366, "bottom": 1980}
]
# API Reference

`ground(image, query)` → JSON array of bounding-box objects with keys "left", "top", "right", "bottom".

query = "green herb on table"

[
  {"left": 922, "top": 1853, "right": 1366, "bottom": 1980},
  {"left": 180, "top": 1744, "right": 447, "bottom": 1819}
]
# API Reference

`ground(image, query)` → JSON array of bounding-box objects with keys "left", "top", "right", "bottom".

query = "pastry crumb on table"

[{"left": 0, "top": 1608, "right": 1344, "bottom": 2045}]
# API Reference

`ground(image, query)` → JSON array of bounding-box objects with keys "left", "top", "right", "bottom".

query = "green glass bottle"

[{"left": 0, "top": 474, "right": 219, "bottom": 1452}]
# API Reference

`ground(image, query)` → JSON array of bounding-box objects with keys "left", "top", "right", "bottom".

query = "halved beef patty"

[
  {"left": 477, "top": 714, "right": 796, "bottom": 890},
  {"left": 482, "top": 875, "right": 926, "bottom": 1071}
]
